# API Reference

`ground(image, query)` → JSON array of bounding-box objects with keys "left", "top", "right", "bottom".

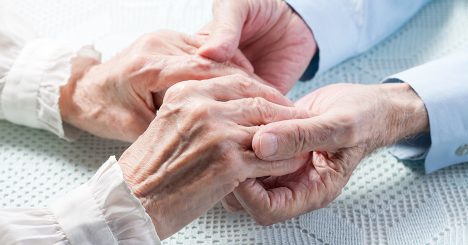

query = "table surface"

[{"left": 1, "top": 0, "right": 467, "bottom": 244}]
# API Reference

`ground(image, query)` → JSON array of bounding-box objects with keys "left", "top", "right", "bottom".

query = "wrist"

[
  {"left": 59, "top": 81, "right": 75, "bottom": 124},
  {"left": 118, "top": 124, "right": 170, "bottom": 239},
  {"left": 59, "top": 56, "right": 99, "bottom": 125},
  {"left": 381, "top": 83, "right": 429, "bottom": 142}
]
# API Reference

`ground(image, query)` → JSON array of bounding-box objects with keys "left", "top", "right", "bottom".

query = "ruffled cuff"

[
  {"left": 0, "top": 38, "right": 81, "bottom": 140},
  {"left": 0, "top": 208, "right": 69, "bottom": 244},
  {"left": 49, "top": 156, "right": 160, "bottom": 244}
]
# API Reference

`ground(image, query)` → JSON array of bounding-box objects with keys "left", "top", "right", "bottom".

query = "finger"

[
  {"left": 244, "top": 151, "right": 309, "bottom": 178},
  {"left": 147, "top": 55, "right": 249, "bottom": 92},
  {"left": 231, "top": 49, "right": 254, "bottom": 73},
  {"left": 197, "top": 0, "right": 247, "bottom": 62},
  {"left": 221, "top": 193, "right": 244, "bottom": 212},
  {"left": 232, "top": 179, "right": 276, "bottom": 225},
  {"left": 223, "top": 97, "right": 310, "bottom": 126},
  {"left": 193, "top": 33, "right": 254, "bottom": 73},
  {"left": 252, "top": 115, "right": 346, "bottom": 161},
  {"left": 234, "top": 179, "right": 296, "bottom": 226},
  {"left": 201, "top": 74, "right": 294, "bottom": 107}
]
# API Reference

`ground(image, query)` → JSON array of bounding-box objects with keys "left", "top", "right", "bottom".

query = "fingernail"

[{"left": 259, "top": 133, "right": 278, "bottom": 158}]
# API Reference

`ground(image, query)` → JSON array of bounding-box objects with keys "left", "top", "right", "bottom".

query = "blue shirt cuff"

[{"left": 384, "top": 51, "right": 468, "bottom": 173}]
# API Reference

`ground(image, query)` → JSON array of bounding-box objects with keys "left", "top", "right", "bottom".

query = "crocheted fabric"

[{"left": 1, "top": 0, "right": 467, "bottom": 244}]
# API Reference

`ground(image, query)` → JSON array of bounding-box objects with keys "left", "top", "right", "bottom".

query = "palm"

[{"left": 299, "top": 83, "right": 395, "bottom": 122}]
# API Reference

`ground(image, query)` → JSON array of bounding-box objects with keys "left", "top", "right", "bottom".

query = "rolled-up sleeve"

[
  {"left": 285, "top": 0, "right": 431, "bottom": 73},
  {"left": 385, "top": 50, "right": 468, "bottom": 173},
  {"left": 0, "top": 157, "right": 161, "bottom": 244}
]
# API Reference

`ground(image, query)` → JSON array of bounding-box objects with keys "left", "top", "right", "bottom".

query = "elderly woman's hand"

[
  {"left": 118, "top": 75, "right": 309, "bottom": 239},
  {"left": 59, "top": 30, "right": 251, "bottom": 142}
]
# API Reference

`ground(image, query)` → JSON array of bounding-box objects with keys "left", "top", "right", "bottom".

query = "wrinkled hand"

[
  {"left": 59, "top": 30, "right": 251, "bottom": 142},
  {"left": 198, "top": 0, "right": 316, "bottom": 93},
  {"left": 118, "top": 75, "right": 310, "bottom": 239},
  {"left": 223, "top": 83, "right": 429, "bottom": 225}
]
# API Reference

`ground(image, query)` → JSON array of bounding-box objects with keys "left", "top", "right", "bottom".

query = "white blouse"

[{"left": 0, "top": 10, "right": 161, "bottom": 245}]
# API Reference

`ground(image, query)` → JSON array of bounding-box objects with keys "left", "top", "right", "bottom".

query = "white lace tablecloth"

[{"left": 1, "top": 0, "right": 467, "bottom": 244}]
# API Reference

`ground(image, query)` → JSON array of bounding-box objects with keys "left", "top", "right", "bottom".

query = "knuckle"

[
  {"left": 229, "top": 73, "right": 251, "bottom": 85},
  {"left": 126, "top": 55, "right": 148, "bottom": 73},
  {"left": 251, "top": 96, "right": 268, "bottom": 107},
  {"left": 121, "top": 113, "right": 138, "bottom": 127},
  {"left": 216, "top": 40, "right": 235, "bottom": 55},
  {"left": 164, "top": 81, "right": 194, "bottom": 99},
  {"left": 138, "top": 33, "right": 161, "bottom": 46},
  {"left": 188, "top": 101, "right": 212, "bottom": 120},
  {"left": 188, "top": 56, "right": 212, "bottom": 71},
  {"left": 236, "top": 79, "right": 255, "bottom": 93},
  {"left": 156, "top": 102, "right": 183, "bottom": 124},
  {"left": 252, "top": 97, "right": 275, "bottom": 121},
  {"left": 239, "top": 97, "right": 266, "bottom": 110}
]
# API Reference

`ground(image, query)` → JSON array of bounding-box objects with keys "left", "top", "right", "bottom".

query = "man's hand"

[
  {"left": 117, "top": 75, "right": 309, "bottom": 239},
  {"left": 59, "top": 30, "right": 251, "bottom": 142},
  {"left": 198, "top": 0, "right": 317, "bottom": 94},
  {"left": 224, "top": 83, "right": 429, "bottom": 225}
]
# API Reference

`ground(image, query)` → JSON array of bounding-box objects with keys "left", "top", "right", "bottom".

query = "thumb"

[
  {"left": 198, "top": 0, "right": 247, "bottom": 62},
  {"left": 252, "top": 115, "right": 344, "bottom": 161}
]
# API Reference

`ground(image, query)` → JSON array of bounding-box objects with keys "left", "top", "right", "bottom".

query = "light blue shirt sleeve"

[
  {"left": 385, "top": 51, "right": 468, "bottom": 173},
  {"left": 286, "top": 0, "right": 431, "bottom": 73},
  {"left": 285, "top": 0, "right": 467, "bottom": 172}
]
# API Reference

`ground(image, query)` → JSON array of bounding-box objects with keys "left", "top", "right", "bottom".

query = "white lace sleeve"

[{"left": 0, "top": 157, "right": 161, "bottom": 245}]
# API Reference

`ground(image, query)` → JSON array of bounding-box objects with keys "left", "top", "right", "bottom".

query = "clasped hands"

[{"left": 58, "top": 0, "right": 430, "bottom": 239}]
